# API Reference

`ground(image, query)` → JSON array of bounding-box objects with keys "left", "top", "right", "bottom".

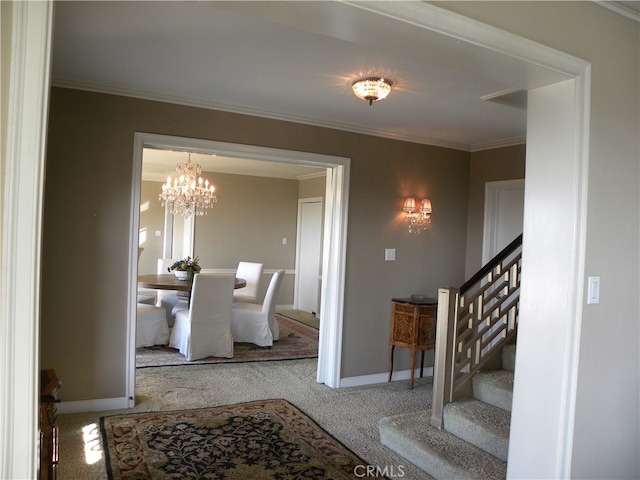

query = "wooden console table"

[
  {"left": 40, "top": 369, "right": 61, "bottom": 480},
  {"left": 388, "top": 297, "right": 437, "bottom": 388}
]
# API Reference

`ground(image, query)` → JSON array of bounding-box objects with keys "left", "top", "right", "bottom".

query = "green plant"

[{"left": 168, "top": 256, "right": 201, "bottom": 275}]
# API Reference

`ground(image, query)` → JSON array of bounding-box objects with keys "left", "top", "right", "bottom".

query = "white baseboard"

[
  {"left": 57, "top": 397, "right": 131, "bottom": 414},
  {"left": 339, "top": 367, "right": 433, "bottom": 388}
]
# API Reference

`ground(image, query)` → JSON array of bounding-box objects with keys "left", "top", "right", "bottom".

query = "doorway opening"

[{"left": 127, "top": 133, "right": 350, "bottom": 405}]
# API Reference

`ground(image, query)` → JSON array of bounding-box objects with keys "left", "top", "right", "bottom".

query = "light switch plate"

[
  {"left": 587, "top": 276, "right": 600, "bottom": 304},
  {"left": 385, "top": 248, "right": 396, "bottom": 261}
]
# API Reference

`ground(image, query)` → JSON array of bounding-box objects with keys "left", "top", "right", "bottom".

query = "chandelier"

[
  {"left": 351, "top": 76, "right": 394, "bottom": 105},
  {"left": 403, "top": 198, "right": 432, "bottom": 234},
  {"left": 159, "top": 154, "right": 217, "bottom": 218}
]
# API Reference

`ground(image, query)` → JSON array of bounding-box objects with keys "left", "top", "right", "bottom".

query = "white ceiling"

[{"left": 51, "top": 1, "right": 607, "bottom": 178}]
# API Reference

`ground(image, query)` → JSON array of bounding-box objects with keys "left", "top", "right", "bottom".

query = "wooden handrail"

[{"left": 460, "top": 234, "right": 522, "bottom": 293}]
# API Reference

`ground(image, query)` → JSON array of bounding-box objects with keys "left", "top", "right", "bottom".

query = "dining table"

[{"left": 138, "top": 274, "right": 246, "bottom": 303}]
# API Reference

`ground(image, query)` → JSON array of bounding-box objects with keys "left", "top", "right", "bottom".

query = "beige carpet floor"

[{"left": 57, "top": 359, "right": 435, "bottom": 479}]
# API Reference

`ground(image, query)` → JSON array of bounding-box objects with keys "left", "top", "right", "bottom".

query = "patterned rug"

[
  {"left": 100, "top": 399, "right": 366, "bottom": 480},
  {"left": 136, "top": 315, "right": 318, "bottom": 368}
]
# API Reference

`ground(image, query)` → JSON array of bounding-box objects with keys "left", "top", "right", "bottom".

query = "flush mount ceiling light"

[{"left": 351, "top": 76, "right": 394, "bottom": 105}]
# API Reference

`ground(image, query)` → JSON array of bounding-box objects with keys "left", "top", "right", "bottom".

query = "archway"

[{"left": 126, "top": 133, "right": 351, "bottom": 404}]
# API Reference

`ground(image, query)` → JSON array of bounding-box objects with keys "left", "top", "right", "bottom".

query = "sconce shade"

[
  {"left": 421, "top": 199, "right": 432, "bottom": 213},
  {"left": 403, "top": 197, "right": 417, "bottom": 212}
]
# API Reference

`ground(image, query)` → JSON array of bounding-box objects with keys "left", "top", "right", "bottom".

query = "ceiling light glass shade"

[
  {"left": 351, "top": 76, "right": 394, "bottom": 105},
  {"left": 159, "top": 155, "right": 217, "bottom": 218}
]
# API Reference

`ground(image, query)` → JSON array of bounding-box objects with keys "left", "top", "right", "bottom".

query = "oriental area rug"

[
  {"left": 100, "top": 399, "right": 366, "bottom": 480},
  {"left": 136, "top": 315, "right": 318, "bottom": 368}
]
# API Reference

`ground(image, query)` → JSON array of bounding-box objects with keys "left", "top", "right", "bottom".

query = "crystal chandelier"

[
  {"left": 351, "top": 76, "right": 394, "bottom": 105},
  {"left": 403, "top": 198, "right": 432, "bottom": 234},
  {"left": 159, "top": 154, "right": 217, "bottom": 218}
]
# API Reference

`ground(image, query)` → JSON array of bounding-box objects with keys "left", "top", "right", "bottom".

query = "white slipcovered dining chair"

[
  {"left": 136, "top": 247, "right": 156, "bottom": 305},
  {"left": 231, "top": 269, "right": 284, "bottom": 347},
  {"left": 136, "top": 303, "right": 169, "bottom": 347},
  {"left": 233, "top": 261, "right": 264, "bottom": 304},
  {"left": 169, "top": 273, "right": 235, "bottom": 361}
]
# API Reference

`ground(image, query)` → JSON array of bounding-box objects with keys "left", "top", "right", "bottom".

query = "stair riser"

[
  {"left": 444, "top": 402, "right": 510, "bottom": 462},
  {"left": 473, "top": 385, "right": 513, "bottom": 412},
  {"left": 502, "top": 344, "right": 516, "bottom": 372},
  {"left": 472, "top": 370, "right": 514, "bottom": 412},
  {"left": 379, "top": 411, "right": 507, "bottom": 480}
]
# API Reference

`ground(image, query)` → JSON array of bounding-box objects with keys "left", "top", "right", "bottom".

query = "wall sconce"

[{"left": 403, "top": 197, "right": 432, "bottom": 234}]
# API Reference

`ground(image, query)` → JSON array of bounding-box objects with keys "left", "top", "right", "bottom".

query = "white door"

[
  {"left": 295, "top": 198, "right": 323, "bottom": 314},
  {"left": 482, "top": 179, "right": 524, "bottom": 350},
  {"left": 483, "top": 179, "right": 525, "bottom": 262}
]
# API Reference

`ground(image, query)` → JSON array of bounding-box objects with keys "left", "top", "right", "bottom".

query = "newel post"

[{"left": 430, "top": 287, "right": 459, "bottom": 429}]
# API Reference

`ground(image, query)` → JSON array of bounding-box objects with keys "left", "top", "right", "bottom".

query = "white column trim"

[{"left": 0, "top": 2, "right": 52, "bottom": 479}]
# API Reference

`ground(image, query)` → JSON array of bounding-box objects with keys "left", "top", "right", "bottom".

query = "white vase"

[{"left": 174, "top": 270, "right": 189, "bottom": 281}]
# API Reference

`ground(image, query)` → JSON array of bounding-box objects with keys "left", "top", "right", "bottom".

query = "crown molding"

[
  {"left": 51, "top": 76, "right": 472, "bottom": 152},
  {"left": 470, "top": 136, "right": 527, "bottom": 152},
  {"left": 593, "top": 1, "right": 640, "bottom": 22}
]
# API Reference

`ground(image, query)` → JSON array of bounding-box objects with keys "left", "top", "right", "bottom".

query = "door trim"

[
  {"left": 294, "top": 197, "right": 323, "bottom": 313},
  {"left": 129, "top": 133, "right": 350, "bottom": 398},
  {"left": 482, "top": 179, "right": 525, "bottom": 264}
]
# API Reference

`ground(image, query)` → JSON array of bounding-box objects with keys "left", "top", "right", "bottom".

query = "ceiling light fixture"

[
  {"left": 159, "top": 154, "right": 217, "bottom": 218},
  {"left": 351, "top": 76, "right": 394, "bottom": 105}
]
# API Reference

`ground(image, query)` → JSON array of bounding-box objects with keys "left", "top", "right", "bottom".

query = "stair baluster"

[{"left": 431, "top": 234, "right": 522, "bottom": 429}]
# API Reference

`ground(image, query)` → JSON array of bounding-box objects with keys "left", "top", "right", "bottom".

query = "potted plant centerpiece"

[{"left": 168, "top": 256, "right": 201, "bottom": 280}]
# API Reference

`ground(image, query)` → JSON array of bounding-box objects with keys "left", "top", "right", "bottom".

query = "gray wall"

[
  {"left": 298, "top": 175, "right": 326, "bottom": 199},
  {"left": 138, "top": 181, "right": 165, "bottom": 275},
  {"left": 140, "top": 173, "right": 324, "bottom": 306},
  {"left": 41, "top": 87, "right": 471, "bottom": 400},
  {"left": 465, "top": 144, "right": 526, "bottom": 276}
]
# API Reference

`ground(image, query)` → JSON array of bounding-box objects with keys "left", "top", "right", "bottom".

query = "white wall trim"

[
  {"left": 340, "top": 367, "right": 434, "bottom": 388},
  {"left": 348, "top": 1, "right": 589, "bottom": 78},
  {"left": 57, "top": 397, "right": 130, "bottom": 415},
  {"left": 0, "top": 2, "right": 52, "bottom": 479},
  {"left": 199, "top": 268, "right": 296, "bottom": 276},
  {"left": 470, "top": 136, "right": 526, "bottom": 152},
  {"left": 593, "top": 1, "right": 640, "bottom": 22},
  {"left": 131, "top": 133, "right": 350, "bottom": 391}
]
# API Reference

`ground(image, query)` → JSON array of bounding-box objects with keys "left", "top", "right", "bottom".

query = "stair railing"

[{"left": 430, "top": 234, "right": 522, "bottom": 429}]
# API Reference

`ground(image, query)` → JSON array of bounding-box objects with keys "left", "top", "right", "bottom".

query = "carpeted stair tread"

[
  {"left": 473, "top": 369, "right": 514, "bottom": 411},
  {"left": 379, "top": 410, "right": 506, "bottom": 480},
  {"left": 443, "top": 399, "right": 510, "bottom": 461}
]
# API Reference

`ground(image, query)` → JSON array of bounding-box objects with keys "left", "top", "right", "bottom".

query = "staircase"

[
  {"left": 379, "top": 343, "right": 516, "bottom": 479},
  {"left": 379, "top": 235, "right": 523, "bottom": 479}
]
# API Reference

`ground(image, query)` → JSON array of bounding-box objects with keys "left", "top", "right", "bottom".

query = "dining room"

[{"left": 135, "top": 146, "right": 327, "bottom": 366}]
